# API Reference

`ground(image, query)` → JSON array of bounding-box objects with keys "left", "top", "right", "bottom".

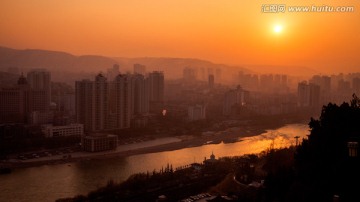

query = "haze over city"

[
  {"left": 1, "top": 1, "right": 360, "bottom": 202},
  {"left": 1, "top": 0, "right": 360, "bottom": 74}
]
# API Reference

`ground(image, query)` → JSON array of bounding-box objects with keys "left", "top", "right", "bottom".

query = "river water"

[{"left": 0, "top": 124, "right": 309, "bottom": 202}]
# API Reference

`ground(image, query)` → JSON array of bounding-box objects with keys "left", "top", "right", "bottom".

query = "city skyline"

[
  {"left": 1, "top": 1, "right": 360, "bottom": 201},
  {"left": 1, "top": 0, "right": 360, "bottom": 74}
]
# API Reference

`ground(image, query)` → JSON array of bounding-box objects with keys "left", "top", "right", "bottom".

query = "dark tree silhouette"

[{"left": 294, "top": 94, "right": 360, "bottom": 202}]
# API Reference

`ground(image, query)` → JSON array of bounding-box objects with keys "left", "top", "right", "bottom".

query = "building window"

[{"left": 348, "top": 142, "right": 358, "bottom": 157}]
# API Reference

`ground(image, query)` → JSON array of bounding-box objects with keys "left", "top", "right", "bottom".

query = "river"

[{"left": 0, "top": 124, "right": 309, "bottom": 202}]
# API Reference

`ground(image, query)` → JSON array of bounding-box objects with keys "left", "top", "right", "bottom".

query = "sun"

[{"left": 273, "top": 24, "right": 283, "bottom": 33}]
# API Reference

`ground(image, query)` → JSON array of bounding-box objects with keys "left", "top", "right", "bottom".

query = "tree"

[{"left": 294, "top": 95, "right": 360, "bottom": 201}]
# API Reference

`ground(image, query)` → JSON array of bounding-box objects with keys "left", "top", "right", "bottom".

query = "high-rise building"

[
  {"left": 274, "top": 74, "right": 281, "bottom": 86},
  {"left": 132, "top": 74, "right": 149, "bottom": 115},
  {"left": 188, "top": 104, "right": 206, "bottom": 121},
  {"left": 0, "top": 71, "right": 55, "bottom": 124},
  {"left": 112, "top": 74, "right": 132, "bottom": 129},
  {"left": 208, "top": 74, "right": 215, "bottom": 89},
  {"left": 183, "top": 67, "right": 197, "bottom": 82},
  {"left": 75, "top": 74, "right": 109, "bottom": 132},
  {"left": 310, "top": 75, "right": 331, "bottom": 92},
  {"left": 93, "top": 74, "right": 108, "bottom": 131},
  {"left": 238, "top": 71, "right": 259, "bottom": 90},
  {"left": 133, "top": 64, "right": 146, "bottom": 75},
  {"left": 281, "top": 75, "right": 288, "bottom": 87},
  {"left": 260, "top": 74, "right": 274, "bottom": 92},
  {"left": 353, "top": 77, "right": 360, "bottom": 95},
  {"left": 199, "top": 67, "right": 206, "bottom": 81},
  {"left": 223, "top": 86, "right": 249, "bottom": 115},
  {"left": 107, "top": 64, "right": 120, "bottom": 81},
  {"left": 57, "top": 93, "right": 75, "bottom": 116},
  {"left": 297, "top": 81, "right": 310, "bottom": 107},
  {"left": 338, "top": 79, "right": 351, "bottom": 94},
  {"left": 309, "top": 83, "right": 320, "bottom": 107},
  {"left": 76, "top": 79, "right": 94, "bottom": 131},
  {"left": 27, "top": 69, "right": 51, "bottom": 90},
  {"left": 297, "top": 81, "right": 320, "bottom": 108},
  {"left": 309, "top": 75, "right": 331, "bottom": 104},
  {"left": 148, "top": 71, "right": 164, "bottom": 102},
  {"left": 75, "top": 73, "right": 133, "bottom": 132},
  {"left": 148, "top": 71, "right": 165, "bottom": 112},
  {"left": 27, "top": 69, "right": 51, "bottom": 112},
  {"left": 0, "top": 74, "right": 30, "bottom": 123}
]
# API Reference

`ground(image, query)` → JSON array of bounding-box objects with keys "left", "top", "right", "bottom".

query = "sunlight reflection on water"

[{"left": 0, "top": 124, "right": 309, "bottom": 202}]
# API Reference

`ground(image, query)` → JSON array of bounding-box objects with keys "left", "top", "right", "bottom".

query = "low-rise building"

[
  {"left": 29, "top": 111, "right": 54, "bottom": 125},
  {"left": 203, "top": 152, "right": 218, "bottom": 165},
  {"left": 188, "top": 104, "right": 206, "bottom": 121},
  {"left": 82, "top": 134, "right": 118, "bottom": 152},
  {"left": 42, "top": 123, "right": 83, "bottom": 138}
]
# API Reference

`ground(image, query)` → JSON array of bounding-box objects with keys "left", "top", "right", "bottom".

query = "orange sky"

[{"left": 1, "top": 0, "right": 360, "bottom": 74}]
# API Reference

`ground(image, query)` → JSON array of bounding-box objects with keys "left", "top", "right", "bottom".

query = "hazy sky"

[{"left": 1, "top": 0, "right": 360, "bottom": 73}]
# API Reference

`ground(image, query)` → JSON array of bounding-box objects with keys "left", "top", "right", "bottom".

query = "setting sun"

[
  {"left": 274, "top": 24, "right": 283, "bottom": 33},
  {"left": 1, "top": 1, "right": 360, "bottom": 201}
]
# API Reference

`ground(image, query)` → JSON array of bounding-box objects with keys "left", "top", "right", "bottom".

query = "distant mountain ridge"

[
  {"left": 0, "top": 46, "right": 253, "bottom": 81},
  {"left": 0, "top": 46, "right": 316, "bottom": 83},
  {"left": 0, "top": 46, "right": 117, "bottom": 73}
]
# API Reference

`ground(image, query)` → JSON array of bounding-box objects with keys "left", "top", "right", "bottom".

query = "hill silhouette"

[
  {"left": 0, "top": 46, "right": 117, "bottom": 73},
  {"left": 0, "top": 46, "right": 315, "bottom": 83}
]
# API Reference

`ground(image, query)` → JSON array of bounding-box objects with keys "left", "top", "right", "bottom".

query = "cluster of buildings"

[
  {"left": 75, "top": 65, "right": 164, "bottom": 151},
  {"left": 0, "top": 64, "right": 165, "bottom": 152},
  {"left": 188, "top": 104, "right": 206, "bottom": 121},
  {"left": 3, "top": 64, "right": 360, "bottom": 153},
  {"left": 0, "top": 69, "right": 84, "bottom": 141},
  {"left": 0, "top": 69, "right": 52, "bottom": 124},
  {"left": 231, "top": 72, "right": 360, "bottom": 116},
  {"left": 238, "top": 71, "right": 289, "bottom": 93},
  {"left": 297, "top": 74, "right": 360, "bottom": 110},
  {"left": 223, "top": 86, "right": 250, "bottom": 116},
  {"left": 75, "top": 68, "right": 164, "bottom": 132},
  {"left": 183, "top": 67, "right": 222, "bottom": 84}
]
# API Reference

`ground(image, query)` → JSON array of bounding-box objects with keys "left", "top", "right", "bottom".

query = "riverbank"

[
  {"left": 0, "top": 123, "right": 310, "bottom": 202},
  {"left": 1, "top": 118, "right": 308, "bottom": 169}
]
